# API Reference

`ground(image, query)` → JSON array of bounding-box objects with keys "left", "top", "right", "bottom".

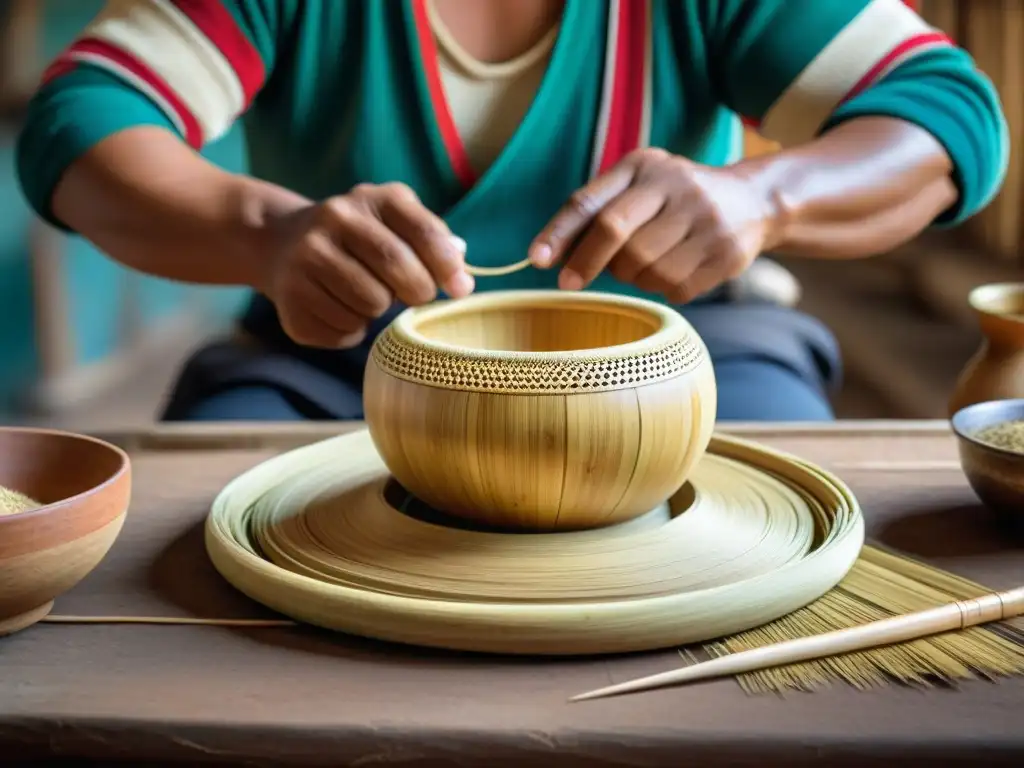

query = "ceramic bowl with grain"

[
  {"left": 0, "top": 427, "right": 131, "bottom": 636},
  {"left": 950, "top": 398, "right": 1024, "bottom": 520}
]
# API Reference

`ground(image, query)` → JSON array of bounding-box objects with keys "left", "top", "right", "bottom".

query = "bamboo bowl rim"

[
  {"left": 390, "top": 289, "right": 687, "bottom": 362},
  {"left": 0, "top": 426, "right": 130, "bottom": 522}
]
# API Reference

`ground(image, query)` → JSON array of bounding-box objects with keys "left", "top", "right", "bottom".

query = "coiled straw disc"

[{"left": 205, "top": 429, "right": 865, "bottom": 655}]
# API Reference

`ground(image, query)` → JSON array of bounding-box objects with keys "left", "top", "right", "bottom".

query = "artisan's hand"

[
  {"left": 262, "top": 183, "right": 473, "bottom": 348},
  {"left": 529, "top": 148, "right": 782, "bottom": 304}
]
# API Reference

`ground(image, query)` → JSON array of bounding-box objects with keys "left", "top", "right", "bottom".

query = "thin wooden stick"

[
  {"left": 570, "top": 586, "right": 1024, "bottom": 702},
  {"left": 464, "top": 258, "right": 533, "bottom": 277},
  {"left": 42, "top": 615, "right": 296, "bottom": 627},
  {"left": 453, "top": 235, "right": 534, "bottom": 277}
]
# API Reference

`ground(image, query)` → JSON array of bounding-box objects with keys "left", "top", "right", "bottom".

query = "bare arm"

[
  {"left": 531, "top": 0, "right": 1007, "bottom": 299},
  {"left": 706, "top": 0, "right": 1007, "bottom": 254},
  {"left": 739, "top": 116, "right": 958, "bottom": 259},
  {"left": 51, "top": 126, "right": 312, "bottom": 293},
  {"left": 17, "top": 1, "right": 469, "bottom": 350},
  {"left": 47, "top": 123, "right": 472, "bottom": 351}
]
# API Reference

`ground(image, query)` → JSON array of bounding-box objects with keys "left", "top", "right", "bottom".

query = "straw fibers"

[{"left": 707, "top": 546, "right": 1024, "bottom": 694}]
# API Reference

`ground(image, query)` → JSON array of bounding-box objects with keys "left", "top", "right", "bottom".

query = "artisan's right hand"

[{"left": 263, "top": 182, "right": 474, "bottom": 348}]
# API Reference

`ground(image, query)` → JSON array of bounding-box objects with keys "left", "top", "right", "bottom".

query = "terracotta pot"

[{"left": 949, "top": 283, "right": 1024, "bottom": 417}]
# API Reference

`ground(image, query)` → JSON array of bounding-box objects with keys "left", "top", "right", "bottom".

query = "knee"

[{"left": 712, "top": 358, "right": 834, "bottom": 422}]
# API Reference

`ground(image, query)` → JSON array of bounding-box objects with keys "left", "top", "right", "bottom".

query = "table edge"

[{"left": 78, "top": 419, "right": 953, "bottom": 452}]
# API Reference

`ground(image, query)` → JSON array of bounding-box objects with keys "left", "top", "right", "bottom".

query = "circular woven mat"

[{"left": 205, "top": 429, "right": 864, "bottom": 655}]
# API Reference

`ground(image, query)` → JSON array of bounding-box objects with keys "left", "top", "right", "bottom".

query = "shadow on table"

[
  {"left": 145, "top": 520, "right": 615, "bottom": 671},
  {"left": 874, "top": 502, "right": 1023, "bottom": 559}
]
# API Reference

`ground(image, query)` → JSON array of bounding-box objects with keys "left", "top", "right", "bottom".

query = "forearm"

[
  {"left": 51, "top": 127, "right": 312, "bottom": 291},
  {"left": 738, "top": 116, "right": 957, "bottom": 259},
  {"left": 706, "top": 0, "right": 1006, "bottom": 258}
]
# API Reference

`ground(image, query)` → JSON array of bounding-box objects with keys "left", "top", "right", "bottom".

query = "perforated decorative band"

[{"left": 370, "top": 328, "right": 706, "bottom": 395}]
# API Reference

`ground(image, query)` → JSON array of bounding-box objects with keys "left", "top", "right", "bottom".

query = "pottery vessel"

[
  {"left": 0, "top": 428, "right": 131, "bottom": 636},
  {"left": 364, "top": 290, "right": 717, "bottom": 531},
  {"left": 949, "top": 283, "right": 1024, "bottom": 417},
  {"left": 950, "top": 398, "right": 1024, "bottom": 524}
]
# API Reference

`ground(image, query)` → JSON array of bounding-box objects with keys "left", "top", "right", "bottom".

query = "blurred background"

[{"left": 0, "top": 0, "right": 1019, "bottom": 429}]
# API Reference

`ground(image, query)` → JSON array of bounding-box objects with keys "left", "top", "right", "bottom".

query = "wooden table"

[{"left": 1, "top": 421, "right": 1021, "bottom": 767}]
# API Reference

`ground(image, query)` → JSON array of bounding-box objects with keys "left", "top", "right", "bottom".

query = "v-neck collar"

[
  {"left": 404, "top": 0, "right": 652, "bottom": 225},
  {"left": 405, "top": 0, "right": 584, "bottom": 213},
  {"left": 428, "top": 1, "right": 562, "bottom": 83}
]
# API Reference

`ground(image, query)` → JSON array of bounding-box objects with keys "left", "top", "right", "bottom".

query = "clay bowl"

[
  {"left": 950, "top": 398, "right": 1024, "bottom": 521},
  {"left": 364, "top": 289, "right": 717, "bottom": 532},
  {"left": 0, "top": 427, "right": 131, "bottom": 636}
]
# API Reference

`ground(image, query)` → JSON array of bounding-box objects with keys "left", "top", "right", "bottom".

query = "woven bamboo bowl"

[
  {"left": 364, "top": 290, "right": 717, "bottom": 531},
  {"left": 0, "top": 427, "right": 131, "bottom": 636}
]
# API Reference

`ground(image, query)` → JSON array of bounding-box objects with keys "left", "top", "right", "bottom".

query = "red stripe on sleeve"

[
  {"left": 40, "top": 58, "right": 80, "bottom": 86},
  {"left": 841, "top": 31, "right": 952, "bottom": 103},
  {"left": 168, "top": 0, "right": 266, "bottom": 106},
  {"left": 68, "top": 37, "right": 204, "bottom": 148}
]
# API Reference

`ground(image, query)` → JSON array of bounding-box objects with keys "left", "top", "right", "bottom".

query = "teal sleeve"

[
  {"left": 823, "top": 47, "right": 1008, "bottom": 227},
  {"left": 703, "top": 0, "right": 876, "bottom": 123},
  {"left": 702, "top": 0, "right": 1009, "bottom": 226},
  {"left": 14, "top": 0, "right": 287, "bottom": 233},
  {"left": 16, "top": 66, "right": 179, "bottom": 232}
]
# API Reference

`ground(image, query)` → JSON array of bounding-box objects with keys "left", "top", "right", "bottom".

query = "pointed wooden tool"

[{"left": 570, "top": 586, "right": 1024, "bottom": 702}]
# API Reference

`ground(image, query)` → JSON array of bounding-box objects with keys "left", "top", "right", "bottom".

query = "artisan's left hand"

[{"left": 529, "top": 148, "right": 782, "bottom": 303}]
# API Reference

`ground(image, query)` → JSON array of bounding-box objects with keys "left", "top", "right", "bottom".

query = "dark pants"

[{"left": 161, "top": 297, "right": 841, "bottom": 423}]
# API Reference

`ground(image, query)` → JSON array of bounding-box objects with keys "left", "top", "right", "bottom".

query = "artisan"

[{"left": 15, "top": 0, "right": 1007, "bottom": 422}]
